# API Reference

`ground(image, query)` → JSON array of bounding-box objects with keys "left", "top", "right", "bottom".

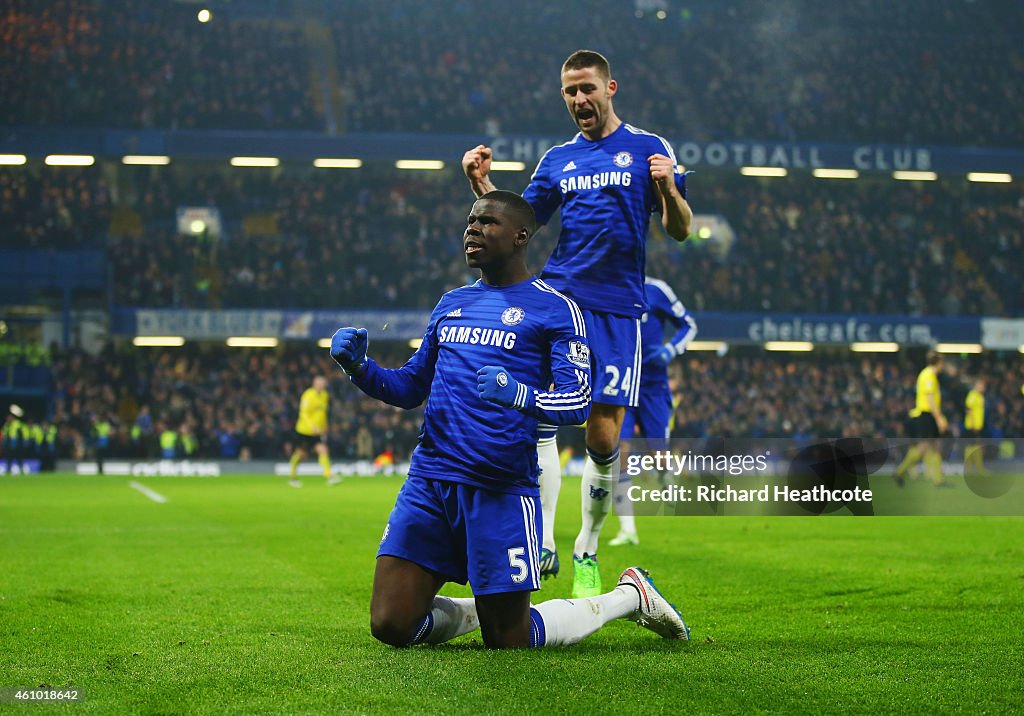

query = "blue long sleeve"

[
  {"left": 349, "top": 356, "right": 433, "bottom": 409},
  {"left": 665, "top": 312, "right": 698, "bottom": 356},
  {"left": 507, "top": 323, "right": 591, "bottom": 426}
]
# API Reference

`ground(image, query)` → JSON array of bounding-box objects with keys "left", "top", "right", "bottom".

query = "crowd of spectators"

[
  {"left": 2, "top": 0, "right": 1022, "bottom": 147},
  {"left": 0, "top": 166, "right": 111, "bottom": 248},
  {"left": 333, "top": 0, "right": 1024, "bottom": 147},
  {"left": 106, "top": 168, "right": 476, "bottom": 310},
  {"left": 3, "top": 162, "right": 1020, "bottom": 318},
  {"left": 652, "top": 173, "right": 1024, "bottom": 316},
  {"left": 42, "top": 344, "right": 1024, "bottom": 464},
  {"left": 100, "top": 167, "right": 1023, "bottom": 317},
  {"left": 0, "top": 0, "right": 320, "bottom": 130},
  {"left": 670, "top": 352, "right": 1023, "bottom": 442},
  {"left": 47, "top": 342, "right": 426, "bottom": 463}
]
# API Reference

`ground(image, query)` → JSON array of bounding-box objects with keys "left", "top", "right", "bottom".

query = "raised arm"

[
  {"left": 331, "top": 327, "right": 435, "bottom": 410},
  {"left": 462, "top": 144, "right": 497, "bottom": 198},
  {"left": 649, "top": 154, "right": 693, "bottom": 242}
]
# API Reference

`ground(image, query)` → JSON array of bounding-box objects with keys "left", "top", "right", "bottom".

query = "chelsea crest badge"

[{"left": 501, "top": 307, "right": 525, "bottom": 326}]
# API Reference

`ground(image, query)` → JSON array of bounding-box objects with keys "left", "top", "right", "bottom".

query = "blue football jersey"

[
  {"left": 522, "top": 123, "right": 680, "bottom": 318},
  {"left": 351, "top": 278, "right": 591, "bottom": 496},
  {"left": 640, "top": 277, "right": 697, "bottom": 371}
]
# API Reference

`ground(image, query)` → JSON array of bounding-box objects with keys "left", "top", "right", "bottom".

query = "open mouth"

[
  {"left": 464, "top": 239, "right": 483, "bottom": 255},
  {"left": 576, "top": 107, "right": 595, "bottom": 122}
]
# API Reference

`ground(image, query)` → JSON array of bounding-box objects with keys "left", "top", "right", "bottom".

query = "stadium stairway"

[{"left": 294, "top": 0, "right": 346, "bottom": 134}]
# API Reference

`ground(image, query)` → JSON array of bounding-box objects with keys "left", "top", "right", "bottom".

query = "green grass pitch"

[{"left": 1, "top": 473, "right": 1022, "bottom": 714}]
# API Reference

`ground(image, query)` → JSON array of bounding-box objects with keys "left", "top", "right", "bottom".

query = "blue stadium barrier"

[
  {"left": 111, "top": 307, "right": 1003, "bottom": 347},
  {"left": 0, "top": 250, "right": 107, "bottom": 290}
]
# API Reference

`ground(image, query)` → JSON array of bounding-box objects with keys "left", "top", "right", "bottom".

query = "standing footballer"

[
  {"left": 612, "top": 277, "right": 698, "bottom": 546},
  {"left": 463, "top": 50, "right": 692, "bottom": 596},
  {"left": 288, "top": 376, "right": 339, "bottom": 487}
]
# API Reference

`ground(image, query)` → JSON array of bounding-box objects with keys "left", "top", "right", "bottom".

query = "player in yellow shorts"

[
  {"left": 964, "top": 378, "right": 986, "bottom": 475},
  {"left": 289, "top": 376, "right": 339, "bottom": 487},
  {"left": 895, "top": 351, "right": 948, "bottom": 486}
]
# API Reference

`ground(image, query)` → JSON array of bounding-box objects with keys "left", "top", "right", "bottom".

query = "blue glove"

[
  {"left": 651, "top": 343, "right": 676, "bottom": 368},
  {"left": 330, "top": 327, "right": 368, "bottom": 375},
  {"left": 477, "top": 365, "right": 526, "bottom": 409}
]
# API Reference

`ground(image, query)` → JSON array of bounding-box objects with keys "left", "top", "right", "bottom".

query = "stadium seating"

[
  {"left": 45, "top": 344, "right": 1024, "bottom": 461},
  {"left": 3, "top": 0, "right": 1023, "bottom": 456},
  {"left": 0, "top": 0, "right": 321, "bottom": 130},
  {"left": 95, "top": 168, "right": 1024, "bottom": 317},
  {"left": 4, "top": 164, "right": 1020, "bottom": 316},
  {"left": 2, "top": 1, "right": 1021, "bottom": 145},
  {"left": 0, "top": 166, "right": 111, "bottom": 248},
  {"left": 333, "top": 0, "right": 1024, "bottom": 147},
  {"left": 47, "top": 343, "right": 424, "bottom": 461}
]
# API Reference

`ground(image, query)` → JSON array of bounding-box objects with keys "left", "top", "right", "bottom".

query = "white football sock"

[
  {"left": 613, "top": 472, "right": 636, "bottom": 533},
  {"left": 410, "top": 596, "right": 479, "bottom": 645},
  {"left": 573, "top": 448, "right": 619, "bottom": 558},
  {"left": 537, "top": 433, "right": 561, "bottom": 552},
  {"left": 531, "top": 586, "right": 639, "bottom": 647}
]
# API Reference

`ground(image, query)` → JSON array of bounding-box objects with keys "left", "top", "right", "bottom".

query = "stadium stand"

[
  {"left": 0, "top": 166, "right": 111, "bottom": 248},
  {"left": 47, "top": 343, "right": 425, "bottom": 461},
  {"left": 42, "top": 344, "right": 1024, "bottom": 462},
  {"left": 330, "top": 0, "right": 1024, "bottom": 146},
  {"left": 2, "top": 0, "right": 1022, "bottom": 467},
  {"left": 671, "top": 352, "right": 1024, "bottom": 441},
  {"left": 3, "top": 164, "right": 1020, "bottom": 316},
  {"left": 1, "top": 1, "right": 1021, "bottom": 145},
  {"left": 93, "top": 168, "right": 1024, "bottom": 317},
  {"left": 0, "top": 0, "right": 321, "bottom": 130},
  {"left": 657, "top": 173, "right": 1024, "bottom": 317}
]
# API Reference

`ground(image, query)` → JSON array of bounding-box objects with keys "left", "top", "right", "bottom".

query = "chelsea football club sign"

[
  {"left": 4, "top": 127, "right": 1021, "bottom": 174},
  {"left": 672, "top": 142, "right": 935, "bottom": 172}
]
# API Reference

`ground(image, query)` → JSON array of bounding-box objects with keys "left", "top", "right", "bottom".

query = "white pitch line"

[{"left": 129, "top": 481, "right": 168, "bottom": 503}]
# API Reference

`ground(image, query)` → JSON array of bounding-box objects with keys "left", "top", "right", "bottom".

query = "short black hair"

[
  {"left": 477, "top": 190, "right": 537, "bottom": 236},
  {"left": 562, "top": 49, "right": 612, "bottom": 81}
]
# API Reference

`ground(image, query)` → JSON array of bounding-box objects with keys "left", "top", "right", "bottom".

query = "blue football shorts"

[
  {"left": 620, "top": 374, "right": 673, "bottom": 447},
  {"left": 377, "top": 475, "right": 543, "bottom": 595},
  {"left": 582, "top": 309, "right": 642, "bottom": 408}
]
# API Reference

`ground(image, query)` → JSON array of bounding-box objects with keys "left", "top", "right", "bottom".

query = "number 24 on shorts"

[{"left": 603, "top": 366, "right": 632, "bottom": 397}]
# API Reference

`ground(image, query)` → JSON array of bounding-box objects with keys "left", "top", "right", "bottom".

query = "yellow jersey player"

[
  {"left": 289, "top": 376, "right": 339, "bottom": 487},
  {"left": 895, "top": 351, "right": 948, "bottom": 487},
  {"left": 964, "top": 378, "right": 986, "bottom": 475}
]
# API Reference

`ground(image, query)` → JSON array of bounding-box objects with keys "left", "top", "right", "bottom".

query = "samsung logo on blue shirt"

[
  {"left": 438, "top": 325, "right": 518, "bottom": 350},
  {"left": 559, "top": 171, "right": 633, "bottom": 194}
]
